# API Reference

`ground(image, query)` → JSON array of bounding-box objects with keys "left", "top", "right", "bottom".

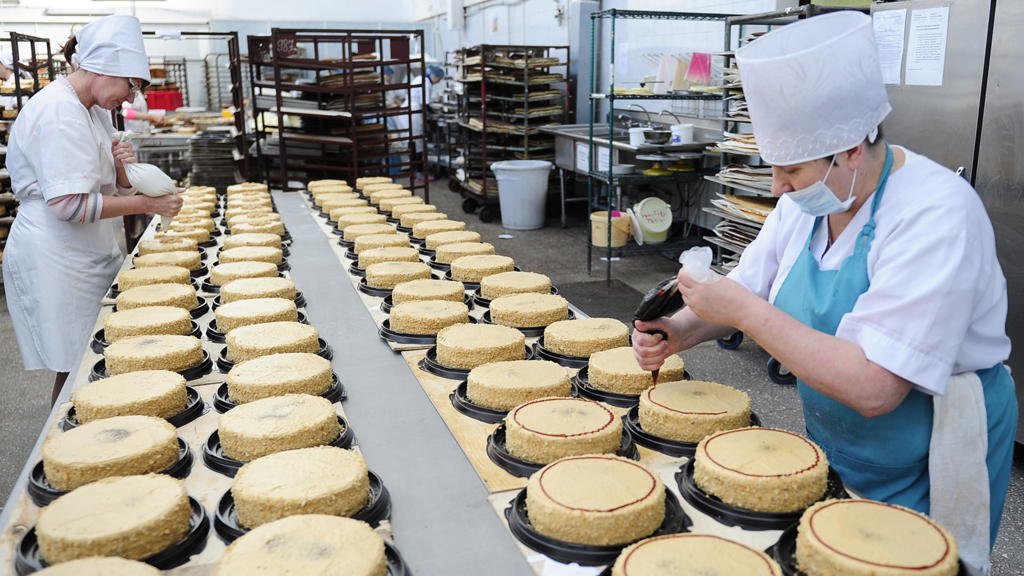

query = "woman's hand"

[
  {"left": 675, "top": 269, "right": 757, "bottom": 329},
  {"left": 632, "top": 318, "right": 682, "bottom": 371},
  {"left": 147, "top": 194, "right": 183, "bottom": 218},
  {"left": 111, "top": 139, "right": 137, "bottom": 165}
]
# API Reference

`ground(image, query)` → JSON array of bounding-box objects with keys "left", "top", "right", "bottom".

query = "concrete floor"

[{"left": 0, "top": 177, "right": 1019, "bottom": 574}]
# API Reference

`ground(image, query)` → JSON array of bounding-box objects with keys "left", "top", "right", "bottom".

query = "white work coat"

[
  {"left": 408, "top": 74, "right": 431, "bottom": 138},
  {"left": 2, "top": 77, "right": 125, "bottom": 372}
]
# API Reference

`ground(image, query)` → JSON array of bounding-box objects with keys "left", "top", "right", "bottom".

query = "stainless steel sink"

[{"left": 542, "top": 123, "right": 709, "bottom": 171}]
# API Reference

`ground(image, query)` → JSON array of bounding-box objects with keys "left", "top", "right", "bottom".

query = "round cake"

[
  {"left": 225, "top": 321, "right": 319, "bottom": 363},
  {"left": 796, "top": 500, "right": 959, "bottom": 576},
  {"left": 436, "top": 323, "right": 525, "bottom": 369},
  {"left": 36, "top": 474, "right": 191, "bottom": 564},
  {"left": 314, "top": 190, "right": 358, "bottom": 203},
  {"left": 156, "top": 228, "right": 210, "bottom": 243},
  {"left": 694, "top": 427, "right": 829, "bottom": 513},
  {"left": 336, "top": 213, "right": 387, "bottom": 231},
  {"left": 227, "top": 182, "right": 269, "bottom": 194},
  {"left": 169, "top": 216, "right": 216, "bottom": 231},
  {"left": 362, "top": 182, "right": 401, "bottom": 193},
  {"left": 72, "top": 370, "right": 188, "bottom": 423},
  {"left": 103, "top": 306, "right": 192, "bottom": 343},
  {"left": 308, "top": 178, "right": 349, "bottom": 189},
  {"left": 210, "top": 261, "right": 279, "bottom": 286},
  {"left": 218, "top": 394, "right": 340, "bottom": 461},
  {"left": 227, "top": 197, "right": 272, "bottom": 209},
  {"left": 611, "top": 534, "right": 783, "bottom": 576},
  {"left": 639, "top": 380, "right": 752, "bottom": 442},
  {"left": 216, "top": 297, "right": 298, "bottom": 332},
  {"left": 41, "top": 415, "right": 179, "bottom": 491},
  {"left": 380, "top": 196, "right": 424, "bottom": 212},
  {"left": 137, "top": 237, "right": 198, "bottom": 256},
  {"left": 233, "top": 221, "right": 285, "bottom": 236},
  {"left": 390, "top": 300, "right": 469, "bottom": 335},
  {"left": 450, "top": 255, "right": 515, "bottom": 283},
  {"left": 400, "top": 211, "right": 448, "bottom": 228},
  {"left": 330, "top": 206, "right": 378, "bottom": 221},
  {"left": 221, "top": 277, "right": 297, "bottom": 304},
  {"left": 435, "top": 241, "right": 493, "bottom": 264},
  {"left": 490, "top": 293, "right": 568, "bottom": 328},
  {"left": 391, "top": 203, "right": 437, "bottom": 218},
  {"left": 227, "top": 353, "right": 333, "bottom": 404},
  {"left": 228, "top": 213, "right": 281, "bottom": 228},
  {"left": 133, "top": 250, "right": 201, "bottom": 272},
  {"left": 368, "top": 188, "right": 411, "bottom": 203},
  {"left": 589, "top": 346, "right": 685, "bottom": 395},
  {"left": 544, "top": 318, "right": 630, "bottom": 358},
  {"left": 480, "top": 271, "right": 552, "bottom": 299},
  {"left": 232, "top": 446, "right": 369, "bottom": 528},
  {"left": 117, "top": 266, "right": 191, "bottom": 291},
  {"left": 526, "top": 455, "right": 665, "bottom": 546},
  {"left": 413, "top": 219, "right": 465, "bottom": 239},
  {"left": 425, "top": 230, "right": 482, "bottom": 250},
  {"left": 357, "top": 246, "right": 421, "bottom": 269},
  {"left": 223, "top": 233, "right": 283, "bottom": 250},
  {"left": 104, "top": 335, "right": 204, "bottom": 375},
  {"left": 178, "top": 200, "right": 214, "bottom": 213},
  {"left": 214, "top": 515, "right": 386, "bottom": 576},
  {"left": 356, "top": 176, "right": 395, "bottom": 188},
  {"left": 506, "top": 397, "right": 622, "bottom": 463},
  {"left": 34, "top": 557, "right": 161, "bottom": 576},
  {"left": 364, "top": 261, "right": 431, "bottom": 289},
  {"left": 353, "top": 233, "right": 410, "bottom": 254},
  {"left": 467, "top": 360, "right": 571, "bottom": 410},
  {"left": 219, "top": 246, "right": 284, "bottom": 265},
  {"left": 116, "top": 284, "right": 198, "bottom": 311},
  {"left": 392, "top": 278, "right": 466, "bottom": 305},
  {"left": 343, "top": 223, "right": 397, "bottom": 242},
  {"left": 223, "top": 207, "right": 272, "bottom": 222},
  {"left": 322, "top": 198, "right": 369, "bottom": 213}
]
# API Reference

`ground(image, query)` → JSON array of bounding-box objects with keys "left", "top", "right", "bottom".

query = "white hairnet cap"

[
  {"left": 0, "top": 50, "right": 13, "bottom": 69},
  {"left": 73, "top": 15, "right": 151, "bottom": 82},
  {"left": 736, "top": 11, "right": 891, "bottom": 166}
]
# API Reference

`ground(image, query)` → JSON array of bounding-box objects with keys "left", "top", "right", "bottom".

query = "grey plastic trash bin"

[{"left": 490, "top": 160, "right": 553, "bottom": 230}]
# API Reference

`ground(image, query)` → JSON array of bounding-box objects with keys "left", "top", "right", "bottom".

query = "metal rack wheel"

[
  {"left": 462, "top": 197, "right": 480, "bottom": 214},
  {"left": 479, "top": 205, "right": 499, "bottom": 223},
  {"left": 717, "top": 332, "right": 744, "bottom": 350},
  {"left": 448, "top": 178, "right": 461, "bottom": 193},
  {"left": 767, "top": 357, "right": 797, "bottom": 385}
]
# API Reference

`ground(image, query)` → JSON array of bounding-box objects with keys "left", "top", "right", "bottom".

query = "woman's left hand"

[
  {"left": 675, "top": 269, "right": 757, "bottom": 329},
  {"left": 111, "top": 140, "right": 137, "bottom": 164}
]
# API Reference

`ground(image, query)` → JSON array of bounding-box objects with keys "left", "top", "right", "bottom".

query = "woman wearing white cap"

[
  {"left": 633, "top": 11, "right": 1015, "bottom": 572},
  {"left": 2, "top": 15, "right": 183, "bottom": 404}
]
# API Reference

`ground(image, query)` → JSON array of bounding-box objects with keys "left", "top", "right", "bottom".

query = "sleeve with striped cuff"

[{"left": 47, "top": 192, "right": 104, "bottom": 223}]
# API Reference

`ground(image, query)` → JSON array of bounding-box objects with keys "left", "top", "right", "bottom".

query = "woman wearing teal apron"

[{"left": 632, "top": 12, "right": 1016, "bottom": 574}]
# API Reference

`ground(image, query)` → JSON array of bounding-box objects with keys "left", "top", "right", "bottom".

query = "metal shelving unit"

[
  {"left": 248, "top": 29, "right": 428, "bottom": 196},
  {"left": 587, "top": 9, "right": 728, "bottom": 284},
  {"left": 452, "top": 44, "right": 569, "bottom": 222}
]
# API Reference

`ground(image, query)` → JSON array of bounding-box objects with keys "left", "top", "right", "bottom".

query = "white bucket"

[
  {"left": 635, "top": 197, "right": 673, "bottom": 243},
  {"left": 491, "top": 160, "right": 553, "bottom": 230}
]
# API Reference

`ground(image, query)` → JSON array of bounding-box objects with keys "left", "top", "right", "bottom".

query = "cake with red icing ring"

[
  {"left": 526, "top": 454, "right": 665, "bottom": 546},
  {"left": 796, "top": 499, "right": 959, "bottom": 576},
  {"left": 694, "top": 427, "right": 828, "bottom": 513},
  {"left": 611, "top": 534, "right": 783, "bottom": 576},
  {"left": 639, "top": 380, "right": 751, "bottom": 442},
  {"left": 505, "top": 397, "right": 622, "bottom": 463}
]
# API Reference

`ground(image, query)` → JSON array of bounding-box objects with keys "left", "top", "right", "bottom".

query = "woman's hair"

[{"left": 61, "top": 36, "right": 77, "bottom": 66}]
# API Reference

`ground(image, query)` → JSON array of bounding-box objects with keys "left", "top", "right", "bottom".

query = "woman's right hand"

[
  {"left": 147, "top": 194, "right": 183, "bottom": 218},
  {"left": 632, "top": 317, "right": 683, "bottom": 371}
]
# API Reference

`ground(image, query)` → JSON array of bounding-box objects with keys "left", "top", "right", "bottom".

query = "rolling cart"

[{"left": 717, "top": 332, "right": 796, "bottom": 385}]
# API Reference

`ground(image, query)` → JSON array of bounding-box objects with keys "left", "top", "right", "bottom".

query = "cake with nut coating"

[
  {"left": 425, "top": 230, "right": 482, "bottom": 250},
  {"left": 137, "top": 237, "right": 198, "bottom": 256},
  {"left": 526, "top": 455, "right": 665, "bottom": 546},
  {"left": 380, "top": 196, "right": 424, "bottom": 212},
  {"left": 450, "top": 255, "right": 514, "bottom": 283},
  {"left": 392, "top": 278, "right": 465, "bottom": 305},
  {"left": 322, "top": 198, "right": 370, "bottom": 213},
  {"left": 218, "top": 246, "right": 283, "bottom": 265},
  {"left": 221, "top": 277, "right": 297, "bottom": 304},
  {"left": 214, "top": 515, "right": 387, "bottom": 576},
  {"left": 105, "top": 335, "right": 204, "bottom": 375},
  {"left": 223, "top": 206, "right": 272, "bottom": 222},
  {"left": 72, "top": 370, "right": 188, "bottom": 423},
  {"left": 353, "top": 233, "right": 410, "bottom": 254},
  {"left": 506, "top": 397, "right": 622, "bottom": 463},
  {"left": 359, "top": 179, "right": 400, "bottom": 191},
  {"left": 103, "top": 306, "right": 192, "bottom": 343},
  {"left": 210, "top": 261, "right": 278, "bottom": 286},
  {"left": 41, "top": 415, "right": 179, "bottom": 491},
  {"left": 169, "top": 216, "right": 216, "bottom": 232},
  {"left": 117, "top": 266, "right": 191, "bottom": 291},
  {"left": 116, "top": 284, "right": 198, "bottom": 311},
  {"left": 336, "top": 213, "right": 387, "bottom": 231},
  {"left": 490, "top": 293, "right": 568, "bottom": 328},
  {"left": 227, "top": 353, "right": 333, "bottom": 404},
  {"left": 436, "top": 323, "right": 525, "bottom": 369},
  {"left": 435, "top": 241, "right": 493, "bottom": 264},
  {"left": 694, "top": 427, "right": 828, "bottom": 513},
  {"left": 467, "top": 360, "right": 571, "bottom": 410},
  {"left": 358, "top": 246, "right": 420, "bottom": 269},
  {"left": 216, "top": 298, "right": 298, "bottom": 332},
  {"left": 343, "top": 223, "right": 397, "bottom": 242},
  {"left": 390, "top": 300, "right": 469, "bottom": 335},
  {"left": 36, "top": 475, "right": 191, "bottom": 564},
  {"left": 391, "top": 203, "right": 437, "bottom": 218},
  {"left": 368, "top": 188, "right": 411, "bottom": 203},
  {"left": 233, "top": 221, "right": 285, "bottom": 236},
  {"left": 232, "top": 446, "right": 369, "bottom": 528},
  {"left": 639, "top": 380, "right": 751, "bottom": 442},
  {"left": 480, "top": 271, "right": 552, "bottom": 300},
  {"left": 589, "top": 346, "right": 685, "bottom": 395},
  {"left": 413, "top": 219, "right": 465, "bottom": 239},
  {"left": 228, "top": 213, "right": 281, "bottom": 229},
  {"left": 611, "top": 534, "right": 783, "bottom": 576},
  {"left": 133, "top": 250, "right": 201, "bottom": 272},
  {"left": 314, "top": 192, "right": 359, "bottom": 206},
  {"left": 544, "top": 318, "right": 629, "bottom": 358},
  {"left": 218, "top": 394, "right": 340, "bottom": 461},
  {"left": 364, "top": 261, "right": 431, "bottom": 289},
  {"left": 228, "top": 182, "right": 269, "bottom": 195},
  {"left": 155, "top": 227, "right": 211, "bottom": 243},
  {"left": 225, "top": 321, "right": 319, "bottom": 363},
  {"left": 329, "top": 206, "right": 378, "bottom": 221},
  {"left": 34, "top": 557, "right": 161, "bottom": 576},
  {"left": 223, "top": 233, "right": 282, "bottom": 251},
  {"left": 401, "top": 211, "right": 448, "bottom": 228}
]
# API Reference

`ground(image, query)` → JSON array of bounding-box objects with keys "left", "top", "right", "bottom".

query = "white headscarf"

[
  {"left": 0, "top": 49, "right": 13, "bottom": 69},
  {"left": 73, "top": 15, "right": 151, "bottom": 83},
  {"left": 735, "top": 11, "right": 891, "bottom": 166}
]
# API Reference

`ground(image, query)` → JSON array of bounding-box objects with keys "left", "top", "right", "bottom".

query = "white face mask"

[{"left": 786, "top": 155, "right": 858, "bottom": 217}]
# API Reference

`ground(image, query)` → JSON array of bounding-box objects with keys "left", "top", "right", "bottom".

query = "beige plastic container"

[{"left": 590, "top": 211, "right": 630, "bottom": 248}]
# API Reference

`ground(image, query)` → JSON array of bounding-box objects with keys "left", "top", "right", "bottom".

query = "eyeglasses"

[{"left": 127, "top": 79, "right": 141, "bottom": 96}]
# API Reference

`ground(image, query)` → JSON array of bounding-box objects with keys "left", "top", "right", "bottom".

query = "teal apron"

[{"left": 772, "top": 145, "right": 1016, "bottom": 546}]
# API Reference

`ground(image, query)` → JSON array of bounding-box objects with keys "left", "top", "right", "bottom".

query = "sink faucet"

[
  {"left": 659, "top": 110, "right": 683, "bottom": 125},
  {"left": 617, "top": 114, "right": 636, "bottom": 128},
  {"left": 628, "top": 104, "right": 652, "bottom": 127}
]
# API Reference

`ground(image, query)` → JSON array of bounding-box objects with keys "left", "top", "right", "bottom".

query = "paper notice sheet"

[
  {"left": 905, "top": 6, "right": 949, "bottom": 86},
  {"left": 873, "top": 9, "right": 907, "bottom": 85}
]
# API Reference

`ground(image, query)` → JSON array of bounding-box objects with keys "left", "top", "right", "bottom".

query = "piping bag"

[
  {"left": 632, "top": 247, "right": 718, "bottom": 384},
  {"left": 112, "top": 131, "right": 178, "bottom": 231}
]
